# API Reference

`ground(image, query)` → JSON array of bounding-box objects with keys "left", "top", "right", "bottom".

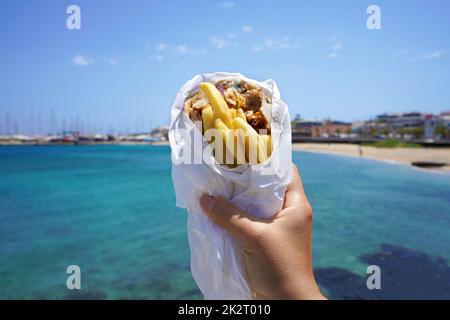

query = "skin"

[{"left": 199, "top": 164, "right": 326, "bottom": 300}]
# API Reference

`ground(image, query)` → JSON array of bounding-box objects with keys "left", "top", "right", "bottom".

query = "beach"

[{"left": 293, "top": 143, "right": 450, "bottom": 171}]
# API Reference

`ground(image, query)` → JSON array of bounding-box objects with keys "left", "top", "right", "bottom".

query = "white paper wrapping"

[{"left": 169, "top": 72, "right": 292, "bottom": 299}]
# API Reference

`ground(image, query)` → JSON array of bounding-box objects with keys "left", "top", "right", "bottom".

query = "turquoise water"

[{"left": 0, "top": 146, "right": 449, "bottom": 299}]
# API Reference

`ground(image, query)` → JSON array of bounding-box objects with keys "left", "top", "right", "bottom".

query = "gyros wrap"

[{"left": 169, "top": 72, "right": 292, "bottom": 299}]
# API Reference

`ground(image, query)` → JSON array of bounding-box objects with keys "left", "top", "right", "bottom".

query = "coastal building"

[
  {"left": 0, "top": 135, "right": 37, "bottom": 145},
  {"left": 359, "top": 111, "right": 450, "bottom": 141},
  {"left": 292, "top": 119, "right": 351, "bottom": 138},
  {"left": 377, "top": 112, "right": 424, "bottom": 129},
  {"left": 439, "top": 111, "right": 450, "bottom": 128},
  {"left": 361, "top": 112, "right": 426, "bottom": 139},
  {"left": 124, "top": 133, "right": 154, "bottom": 142},
  {"left": 151, "top": 126, "right": 169, "bottom": 140},
  {"left": 78, "top": 134, "right": 111, "bottom": 143},
  {"left": 322, "top": 121, "right": 352, "bottom": 137},
  {"left": 436, "top": 111, "right": 450, "bottom": 140},
  {"left": 292, "top": 120, "right": 322, "bottom": 137},
  {"left": 351, "top": 121, "right": 365, "bottom": 134},
  {"left": 424, "top": 114, "right": 438, "bottom": 140}
]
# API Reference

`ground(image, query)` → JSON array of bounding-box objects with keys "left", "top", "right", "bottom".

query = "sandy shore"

[
  {"left": 293, "top": 143, "right": 450, "bottom": 172},
  {"left": 150, "top": 140, "right": 170, "bottom": 146}
]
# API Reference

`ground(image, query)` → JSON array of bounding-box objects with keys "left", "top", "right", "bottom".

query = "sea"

[{"left": 0, "top": 145, "right": 449, "bottom": 299}]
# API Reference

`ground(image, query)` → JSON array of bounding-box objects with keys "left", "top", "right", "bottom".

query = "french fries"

[
  {"left": 260, "top": 134, "right": 272, "bottom": 158},
  {"left": 202, "top": 106, "right": 214, "bottom": 132},
  {"left": 232, "top": 118, "right": 269, "bottom": 164},
  {"left": 188, "top": 81, "right": 272, "bottom": 166},
  {"left": 214, "top": 119, "right": 235, "bottom": 165},
  {"left": 229, "top": 108, "right": 237, "bottom": 119},
  {"left": 199, "top": 82, "right": 233, "bottom": 128},
  {"left": 236, "top": 108, "right": 246, "bottom": 121}
]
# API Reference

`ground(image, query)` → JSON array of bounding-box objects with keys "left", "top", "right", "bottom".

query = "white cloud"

[
  {"left": 219, "top": 2, "right": 235, "bottom": 9},
  {"left": 148, "top": 43, "right": 207, "bottom": 60},
  {"left": 210, "top": 37, "right": 228, "bottom": 49},
  {"left": 251, "top": 36, "right": 300, "bottom": 53},
  {"left": 329, "top": 36, "right": 343, "bottom": 59},
  {"left": 332, "top": 41, "right": 343, "bottom": 51},
  {"left": 398, "top": 49, "right": 445, "bottom": 62},
  {"left": 177, "top": 45, "right": 206, "bottom": 55},
  {"left": 210, "top": 36, "right": 238, "bottom": 50},
  {"left": 252, "top": 46, "right": 263, "bottom": 52},
  {"left": 177, "top": 45, "right": 188, "bottom": 54},
  {"left": 396, "top": 49, "right": 415, "bottom": 62},
  {"left": 227, "top": 33, "right": 237, "bottom": 39},
  {"left": 397, "top": 48, "right": 411, "bottom": 56},
  {"left": 107, "top": 58, "right": 119, "bottom": 66},
  {"left": 73, "top": 55, "right": 93, "bottom": 66},
  {"left": 149, "top": 55, "right": 164, "bottom": 62},
  {"left": 264, "top": 36, "right": 299, "bottom": 50},
  {"left": 419, "top": 50, "right": 445, "bottom": 61},
  {"left": 242, "top": 25, "right": 253, "bottom": 33},
  {"left": 328, "top": 52, "right": 338, "bottom": 59},
  {"left": 157, "top": 43, "right": 170, "bottom": 51}
]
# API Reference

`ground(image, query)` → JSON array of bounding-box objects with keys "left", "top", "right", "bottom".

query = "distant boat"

[{"left": 412, "top": 161, "right": 447, "bottom": 168}]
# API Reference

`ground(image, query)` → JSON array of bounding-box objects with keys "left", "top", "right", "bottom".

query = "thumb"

[{"left": 199, "top": 194, "right": 260, "bottom": 243}]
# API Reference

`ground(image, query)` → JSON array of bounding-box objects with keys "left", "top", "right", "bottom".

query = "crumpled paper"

[{"left": 169, "top": 72, "right": 292, "bottom": 299}]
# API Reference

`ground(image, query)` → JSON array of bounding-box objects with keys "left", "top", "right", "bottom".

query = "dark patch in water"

[
  {"left": 45, "top": 226, "right": 72, "bottom": 236},
  {"left": 177, "top": 288, "right": 203, "bottom": 300},
  {"left": 104, "top": 261, "right": 200, "bottom": 299},
  {"left": 315, "top": 244, "right": 450, "bottom": 299},
  {"left": 63, "top": 290, "right": 108, "bottom": 300}
]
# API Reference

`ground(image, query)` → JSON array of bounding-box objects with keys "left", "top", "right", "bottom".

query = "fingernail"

[{"left": 200, "top": 194, "right": 216, "bottom": 212}]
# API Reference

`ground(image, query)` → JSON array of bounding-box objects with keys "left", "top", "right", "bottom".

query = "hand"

[{"left": 199, "top": 165, "right": 326, "bottom": 300}]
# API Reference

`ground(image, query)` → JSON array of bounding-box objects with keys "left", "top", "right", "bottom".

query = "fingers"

[
  {"left": 283, "top": 164, "right": 308, "bottom": 209},
  {"left": 199, "top": 194, "right": 260, "bottom": 243},
  {"left": 199, "top": 164, "right": 309, "bottom": 242}
]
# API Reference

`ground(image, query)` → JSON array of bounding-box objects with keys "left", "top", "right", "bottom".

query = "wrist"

[{"left": 283, "top": 275, "right": 326, "bottom": 300}]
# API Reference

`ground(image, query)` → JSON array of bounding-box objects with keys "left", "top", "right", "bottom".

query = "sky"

[{"left": 0, "top": 0, "right": 449, "bottom": 134}]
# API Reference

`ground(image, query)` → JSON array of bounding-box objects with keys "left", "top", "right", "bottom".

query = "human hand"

[{"left": 199, "top": 165, "right": 325, "bottom": 300}]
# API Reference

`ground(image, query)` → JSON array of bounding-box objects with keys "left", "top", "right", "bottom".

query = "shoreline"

[
  {"left": 2, "top": 141, "right": 450, "bottom": 173},
  {"left": 293, "top": 143, "right": 450, "bottom": 172}
]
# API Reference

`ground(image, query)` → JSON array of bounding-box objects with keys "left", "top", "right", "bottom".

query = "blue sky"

[{"left": 0, "top": 0, "right": 449, "bottom": 134}]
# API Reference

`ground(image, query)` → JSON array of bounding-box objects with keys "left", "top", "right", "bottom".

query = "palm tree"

[
  {"left": 435, "top": 124, "right": 449, "bottom": 140},
  {"left": 381, "top": 127, "right": 390, "bottom": 138},
  {"left": 357, "top": 128, "right": 364, "bottom": 138},
  {"left": 411, "top": 127, "right": 424, "bottom": 139}
]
